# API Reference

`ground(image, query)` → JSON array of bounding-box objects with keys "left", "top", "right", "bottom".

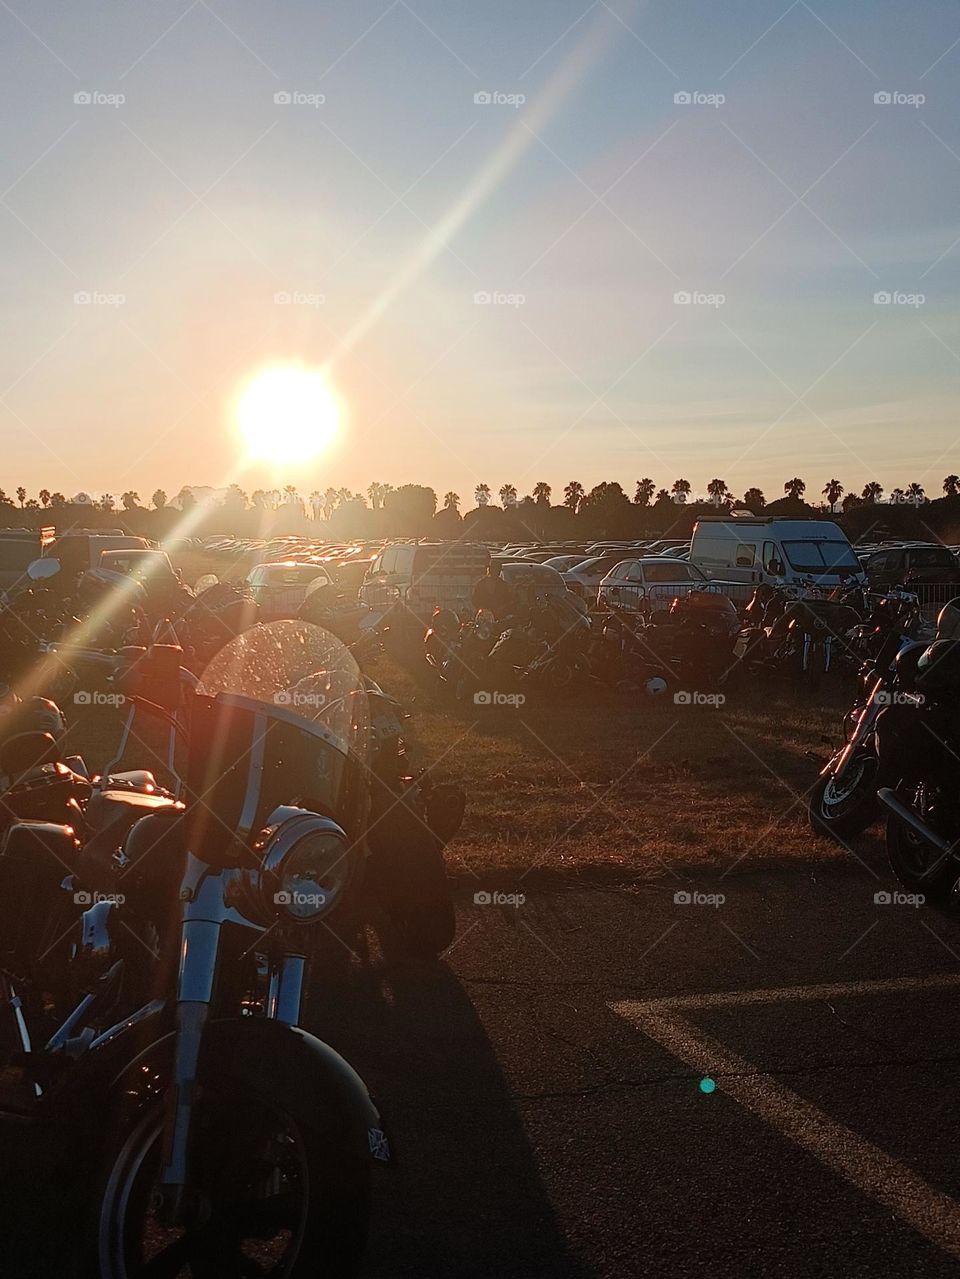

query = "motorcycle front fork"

[{"left": 160, "top": 908, "right": 307, "bottom": 1220}]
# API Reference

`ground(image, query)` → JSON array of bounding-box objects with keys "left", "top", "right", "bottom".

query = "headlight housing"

[{"left": 256, "top": 811, "right": 353, "bottom": 923}]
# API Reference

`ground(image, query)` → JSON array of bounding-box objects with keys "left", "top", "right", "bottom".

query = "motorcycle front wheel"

[
  {"left": 808, "top": 755, "right": 878, "bottom": 841},
  {"left": 92, "top": 1085, "right": 369, "bottom": 1278}
]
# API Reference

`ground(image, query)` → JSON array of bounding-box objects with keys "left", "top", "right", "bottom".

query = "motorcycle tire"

[
  {"left": 886, "top": 778, "right": 957, "bottom": 901},
  {"left": 808, "top": 756, "right": 879, "bottom": 841},
  {"left": 89, "top": 1081, "right": 369, "bottom": 1279}
]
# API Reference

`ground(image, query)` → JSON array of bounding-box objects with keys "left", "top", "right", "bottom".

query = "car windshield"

[
  {"left": 782, "top": 541, "right": 860, "bottom": 573},
  {"left": 198, "top": 620, "right": 370, "bottom": 760}
]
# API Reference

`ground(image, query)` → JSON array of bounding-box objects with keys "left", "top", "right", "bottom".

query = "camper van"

[{"left": 689, "top": 516, "right": 865, "bottom": 589}]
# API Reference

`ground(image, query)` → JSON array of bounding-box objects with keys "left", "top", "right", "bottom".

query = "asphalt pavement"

[{"left": 310, "top": 839, "right": 960, "bottom": 1278}]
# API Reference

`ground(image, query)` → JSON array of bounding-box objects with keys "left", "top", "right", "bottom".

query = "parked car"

[
  {"left": 359, "top": 541, "right": 490, "bottom": 622},
  {"left": 862, "top": 543, "right": 960, "bottom": 591},
  {"left": 0, "top": 529, "right": 47, "bottom": 596},
  {"left": 44, "top": 530, "right": 151, "bottom": 577},
  {"left": 543, "top": 554, "right": 592, "bottom": 572},
  {"left": 598, "top": 557, "right": 714, "bottom": 612},
  {"left": 246, "top": 560, "right": 335, "bottom": 619},
  {"left": 492, "top": 561, "right": 571, "bottom": 612},
  {"left": 562, "top": 554, "right": 637, "bottom": 599}
]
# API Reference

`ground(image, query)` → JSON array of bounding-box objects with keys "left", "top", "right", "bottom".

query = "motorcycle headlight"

[{"left": 259, "top": 815, "right": 353, "bottom": 923}]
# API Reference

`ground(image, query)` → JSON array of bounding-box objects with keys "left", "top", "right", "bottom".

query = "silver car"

[{"left": 598, "top": 557, "right": 713, "bottom": 612}]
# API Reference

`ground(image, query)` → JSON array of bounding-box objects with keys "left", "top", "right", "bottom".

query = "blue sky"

[{"left": 1, "top": 0, "right": 959, "bottom": 505}]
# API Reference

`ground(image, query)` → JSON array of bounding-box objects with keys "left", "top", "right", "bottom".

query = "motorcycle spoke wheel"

[{"left": 98, "top": 1101, "right": 310, "bottom": 1278}]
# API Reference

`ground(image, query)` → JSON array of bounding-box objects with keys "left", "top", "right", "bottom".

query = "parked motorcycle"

[
  {"left": 736, "top": 582, "right": 861, "bottom": 687},
  {"left": 808, "top": 626, "right": 927, "bottom": 841},
  {"left": 485, "top": 592, "right": 592, "bottom": 691},
  {"left": 0, "top": 621, "right": 431, "bottom": 1275},
  {"left": 876, "top": 638, "right": 960, "bottom": 901}
]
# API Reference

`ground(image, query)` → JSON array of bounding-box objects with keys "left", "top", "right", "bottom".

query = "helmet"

[{"left": 936, "top": 597, "right": 960, "bottom": 642}]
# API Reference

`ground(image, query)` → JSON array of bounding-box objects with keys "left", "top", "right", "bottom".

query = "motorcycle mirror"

[
  {"left": 0, "top": 730, "right": 60, "bottom": 776},
  {"left": 194, "top": 574, "right": 219, "bottom": 594},
  {"left": 28, "top": 558, "right": 61, "bottom": 582}
]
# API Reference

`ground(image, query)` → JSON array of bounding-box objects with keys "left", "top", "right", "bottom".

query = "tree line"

[{"left": 0, "top": 474, "right": 957, "bottom": 543}]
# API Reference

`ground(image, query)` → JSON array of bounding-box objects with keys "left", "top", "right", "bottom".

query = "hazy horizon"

[{"left": 3, "top": 0, "right": 959, "bottom": 501}]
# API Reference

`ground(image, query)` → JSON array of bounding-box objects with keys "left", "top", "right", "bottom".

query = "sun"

[{"left": 236, "top": 365, "right": 341, "bottom": 464}]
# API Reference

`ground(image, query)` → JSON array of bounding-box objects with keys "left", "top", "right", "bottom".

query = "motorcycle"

[
  {"left": 735, "top": 581, "right": 861, "bottom": 687},
  {"left": 485, "top": 592, "right": 592, "bottom": 692},
  {"left": 808, "top": 626, "right": 927, "bottom": 841},
  {"left": 876, "top": 638, "right": 960, "bottom": 902},
  {"left": 0, "top": 620, "right": 447, "bottom": 1275}
]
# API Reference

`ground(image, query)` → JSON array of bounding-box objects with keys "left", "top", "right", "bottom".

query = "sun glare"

[{"left": 236, "top": 366, "right": 340, "bottom": 464}]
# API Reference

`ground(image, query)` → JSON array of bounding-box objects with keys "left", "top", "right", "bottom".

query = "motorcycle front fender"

[{"left": 27, "top": 1008, "right": 389, "bottom": 1176}]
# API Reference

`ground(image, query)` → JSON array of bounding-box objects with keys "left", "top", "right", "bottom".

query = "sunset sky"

[{"left": 2, "top": 0, "right": 959, "bottom": 504}]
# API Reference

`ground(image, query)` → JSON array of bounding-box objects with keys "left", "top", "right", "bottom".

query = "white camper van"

[{"left": 689, "top": 516, "right": 865, "bottom": 589}]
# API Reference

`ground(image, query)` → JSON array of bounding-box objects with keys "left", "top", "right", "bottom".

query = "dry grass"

[{"left": 378, "top": 654, "right": 852, "bottom": 878}]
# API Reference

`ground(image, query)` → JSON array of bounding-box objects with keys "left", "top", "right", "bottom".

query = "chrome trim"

[{"left": 273, "top": 955, "right": 306, "bottom": 1025}]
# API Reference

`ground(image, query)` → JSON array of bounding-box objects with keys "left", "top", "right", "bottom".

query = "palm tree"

[
  {"left": 322, "top": 487, "right": 338, "bottom": 520},
  {"left": 308, "top": 490, "right": 323, "bottom": 519},
  {"left": 706, "top": 478, "right": 730, "bottom": 507},
  {"left": 474, "top": 483, "right": 491, "bottom": 508},
  {"left": 443, "top": 491, "right": 460, "bottom": 512},
  {"left": 743, "top": 487, "right": 765, "bottom": 509},
  {"left": 532, "top": 481, "right": 551, "bottom": 506},
  {"left": 890, "top": 487, "right": 906, "bottom": 505},
  {"left": 121, "top": 491, "right": 140, "bottom": 510},
  {"left": 906, "top": 482, "right": 926, "bottom": 505},
  {"left": 784, "top": 477, "right": 806, "bottom": 501},
  {"left": 944, "top": 475, "right": 960, "bottom": 497},
  {"left": 822, "top": 479, "right": 843, "bottom": 509},
  {"left": 100, "top": 494, "right": 115, "bottom": 512},
  {"left": 671, "top": 478, "right": 692, "bottom": 504},
  {"left": 861, "top": 482, "right": 883, "bottom": 504},
  {"left": 499, "top": 483, "right": 518, "bottom": 508},
  {"left": 367, "top": 481, "right": 385, "bottom": 510},
  {"left": 563, "top": 481, "right": 584, "bottom": 512},
  {"left": 655, "top": 488, "right": 671, "bottom": 503},
  {"left": 634, "top": 478, "right": 655, "bottom": 506},
  {"left": 38, "top": 489, "right": 50, "bottom": 508},
  {"left": 49, "top": 492, "right": 66, "bottom": 508},
  {"left": 15, "top": 487, "right": 25, "bottom": 508}
]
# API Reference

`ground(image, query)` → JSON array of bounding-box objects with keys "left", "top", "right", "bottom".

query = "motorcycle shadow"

[{"left": 304, "top": 944, "right": 592, "bottom": 1278}]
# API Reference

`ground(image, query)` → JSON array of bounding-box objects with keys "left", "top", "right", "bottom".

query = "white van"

[{"left": 689, "top": 517, "right": 865, "bottom": 589}]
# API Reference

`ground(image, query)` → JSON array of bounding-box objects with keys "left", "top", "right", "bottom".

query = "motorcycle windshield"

[
  {"left": 197, "top": 619, "right": 370, "bottom": 759},
  {"left": 191, "top": 622, "right": 371, "bottom": 857}
]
